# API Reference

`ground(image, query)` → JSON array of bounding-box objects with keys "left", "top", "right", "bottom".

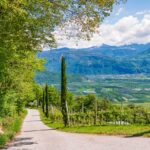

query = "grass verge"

[
  {"left": 39, "top": 109, "right": 150, "bottom": 137},
  {"left": 0, "top": 110, "right": 27, "bottom": 148}
]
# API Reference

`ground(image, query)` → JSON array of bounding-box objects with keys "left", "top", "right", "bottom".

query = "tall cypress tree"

[
  {"left": 45, "top": 84, "right": 49, "bottom": 118},
  {"left": 61, "top": 56, "right": 69, "bottom": 127},
  {"left": 42, "top": 87, "right": 45, "bottom": 113}
]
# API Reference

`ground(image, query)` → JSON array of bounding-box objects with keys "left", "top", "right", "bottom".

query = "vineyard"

[
  {"left": 39, "top": 86, "right": 150, "bottom": 127},
  {"left": 49, "top": 109, "right": 150, "bottom": 126},
  {"left": 37, "top": 57, "right": 150, "bottom": 128}
]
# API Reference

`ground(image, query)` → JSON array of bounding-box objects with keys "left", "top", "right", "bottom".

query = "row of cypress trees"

[{"left": 42, "top": 56, "right": 69, "bottom": 127}]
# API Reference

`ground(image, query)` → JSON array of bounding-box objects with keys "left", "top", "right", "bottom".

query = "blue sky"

[
  {"left": 53, "top": 0, "right": 150, "bottom": 49},
  {"left": 106, "top": 0, "right": 150, "bottom": 23},
  {"left": 124, "top": 0, "right": 150, "bottom": 13}
]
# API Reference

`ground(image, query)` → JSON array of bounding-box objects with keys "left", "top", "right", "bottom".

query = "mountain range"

[{"left": 37, "top": 43, "right": 150, "bottom": 75}]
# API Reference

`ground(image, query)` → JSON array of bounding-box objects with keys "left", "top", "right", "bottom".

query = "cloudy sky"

[{"left": 54, "top": 0, "right": 150, "bottom": 49}]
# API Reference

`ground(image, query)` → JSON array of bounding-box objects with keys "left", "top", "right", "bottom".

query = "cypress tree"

[
  {"left": 42, "top": 88, "right": 45, "bottom": 113},
  {"left": 36, "top": 92, "right": 39, "bottom": 108},
  {"left": 45, "top": 84, "right": 49, "bottom": 117},
  {"left": 61, "top": 56, "right": 69, "bottom": 127}
]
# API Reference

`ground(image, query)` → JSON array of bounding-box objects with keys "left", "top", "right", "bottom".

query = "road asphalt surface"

[{"left": 5, "top": 109, "right": 150, "bottom": 150}]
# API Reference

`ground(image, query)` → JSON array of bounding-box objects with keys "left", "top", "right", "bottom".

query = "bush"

[
  {"left": 0, "top": 111, "right": 26, "bottom": 148},
  {"left": 0, "top": 135, "right": 8, "bottom": 146}
]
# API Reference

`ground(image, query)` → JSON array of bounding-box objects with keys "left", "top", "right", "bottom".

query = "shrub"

[{"left": 0, "top": 111, "right": 26, "bottom": 148}]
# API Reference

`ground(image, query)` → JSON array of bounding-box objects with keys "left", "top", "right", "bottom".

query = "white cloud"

[
  {"left": 135, "top": 10, "right": 150, "bottom": 16},
  {"left": 54, "top": 13, "right": 150, "bottom": 48},
  {"left": 115, "top": 8, "right": 124, "bottom": 16}
]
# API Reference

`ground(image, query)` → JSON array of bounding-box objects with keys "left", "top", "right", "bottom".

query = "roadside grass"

[
  {"left": 61, "top": 125, "right": 150, "bottom": 137},
  {"left": 0, "top": 110, "right": 27, "bottom": 148},
  {"left": 39, "top": 109, "right": 150, "bottom": 137}
]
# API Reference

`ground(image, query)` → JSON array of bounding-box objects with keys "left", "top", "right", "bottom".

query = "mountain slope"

[{"left": 37, "top": 43, "right": 150, "bottom": 75}]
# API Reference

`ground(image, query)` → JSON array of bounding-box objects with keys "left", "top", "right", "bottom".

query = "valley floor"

[{"left": 5, "top": 109, "right": 150, "bottom": 150}]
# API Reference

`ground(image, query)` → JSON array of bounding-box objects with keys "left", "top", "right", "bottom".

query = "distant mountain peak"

[{"left": 100, "top": 44, "right": 111, "bottom": 48}]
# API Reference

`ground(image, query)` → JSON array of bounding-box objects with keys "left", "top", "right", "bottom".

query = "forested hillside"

[
  {"left": 37, "top": 43, "right": 150, "bottom": 76},
  {"left": 1, "top": 0, "right": 119, "bottom": 117}
]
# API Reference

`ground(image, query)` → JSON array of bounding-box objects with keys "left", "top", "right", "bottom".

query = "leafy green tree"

[
  {"left": 75, "top": 96, "right": 86, "bottom": 112},
  {"left": 48, "top": 86, "right": 60, "bottom": 107},
  {"left": 84, "top": 94, "right": 96, "bottom": 111},
  {"left": 67, "top": 92, "right": 74, "bottom": 113},
  {"left": 0, "top": 0, "right": 125, "bottom": 116},
  {"left": 33, "top": 84, "right": 43, "bottom": 107},
  {"left": 16, "top": 99, "right": 25, "bottom": 116},
  {"left": 84, "top": 94, "right": 97, "bottom": 124},
  {"left": 99, "top": 99, "right": 112, "bottom": 111}
]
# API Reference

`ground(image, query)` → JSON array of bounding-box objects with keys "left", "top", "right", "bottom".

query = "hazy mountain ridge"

[{"left": 37, "top": 43, "right": 150, "bottom": 75}]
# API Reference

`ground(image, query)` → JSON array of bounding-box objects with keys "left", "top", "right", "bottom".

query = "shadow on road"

[
  {"left": 23, "top": 128, "right": 56, "bottom": 133},
  {"left": 25, "top": 120, "right": 41, "bottom": 122},
  {"left": 126, "top": 130, "right": 150, "bottom": 138},
  {"left": 32, "top": 115, "right": 39, "bottom": 116},
  {"left": 5, "top": 137, "right": 37, "bottom": 149},
  {"left": 14, "top": 137, "right": 33, "bottom": 142},
  {"left": 10, "top": 141, "right": 37, "bottom": 147}
]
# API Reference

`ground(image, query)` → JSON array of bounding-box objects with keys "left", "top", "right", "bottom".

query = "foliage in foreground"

[
  {"left": 0, "top": 111, "right": 26, "bottom": 148},
  {"left": 0, "top": 0, "right": 125, "bottom": 147},
  {"left": 0, "top": 0, "right": 125, "bottom": 117}
]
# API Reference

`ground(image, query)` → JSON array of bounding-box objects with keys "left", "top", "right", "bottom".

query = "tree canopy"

[{"left": 0, "top": 0, "right": 125, "bottom": 116}]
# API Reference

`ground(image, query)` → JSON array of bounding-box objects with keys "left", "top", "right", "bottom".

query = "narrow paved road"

[{"left": 5, "top": 109, "right": 150, "bottom": 150}]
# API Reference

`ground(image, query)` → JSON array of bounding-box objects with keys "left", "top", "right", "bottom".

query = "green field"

[
  {"left": 37, "top": 74, "right": 150, "bottom": 103},
  {"left": 67, "top": 74, "right": 150, "bottom": 103}
]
